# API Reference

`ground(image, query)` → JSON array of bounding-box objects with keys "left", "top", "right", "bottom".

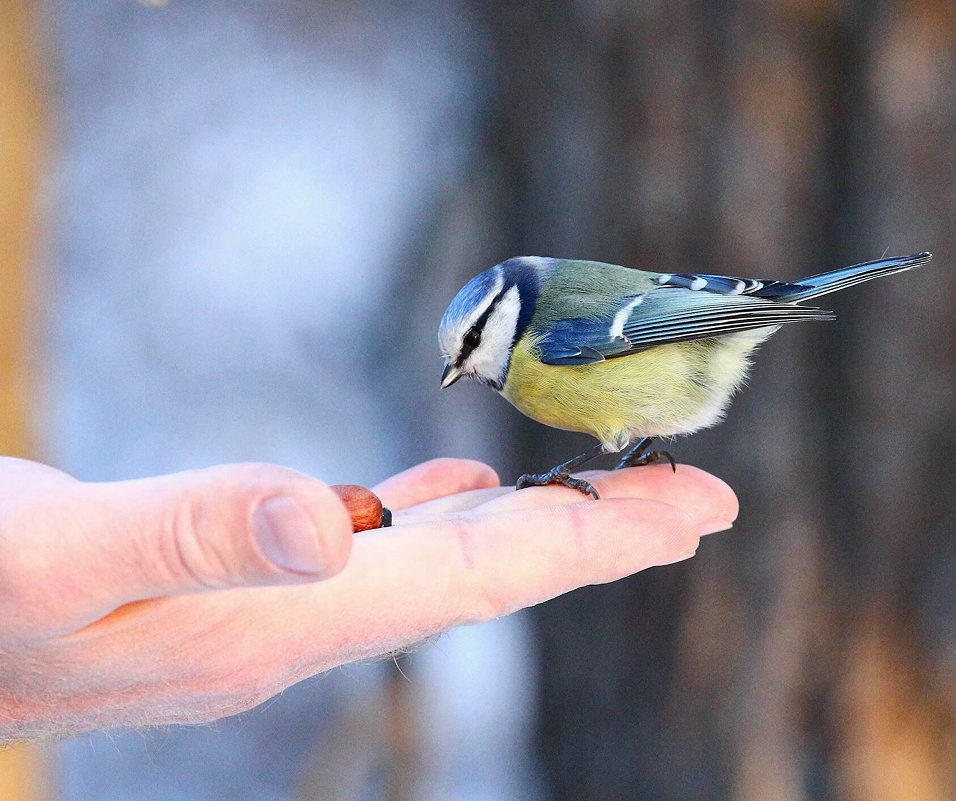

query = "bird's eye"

[{"left": 464, "top": 327, "right": 481, "bottom": 350}]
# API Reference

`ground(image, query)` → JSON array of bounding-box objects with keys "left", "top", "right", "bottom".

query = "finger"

[
  {"left": 1, "top": 463, "right": 354, "bottom": 640},
  {"left": 374, "top": 458, "right": 500, "bottom": 510},
  {"left": 0, "top": 457, "right": 77, "bottom": 486},
  {"left": 275, "top": 498, "right": 702, "bottom": 663},
  {"left": 394, "top": 486, "right": 511, "bottom": 521},
  {"left": 578, "top": 465, "right": 739, "bottom": 525},
  {"left": 455, "top": 465, "right": 738, "bottom": 533},
  {"left": 394, "top": 464, "right": 738, "bottom": 529},
  {"left": 75, "top": 497, "right": 705, "bottom": 698}
]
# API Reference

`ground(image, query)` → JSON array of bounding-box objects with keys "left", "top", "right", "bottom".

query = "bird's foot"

[
  {"left": 614, "top": 441, "right": 677, "bottom": 472},
  {"left": 516, "top": 471, "right": 600, "bottom": 500}
]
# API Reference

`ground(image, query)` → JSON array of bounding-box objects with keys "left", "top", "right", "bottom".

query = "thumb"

[
  {"left": 90, "top": 463, "right": 355, "bottom": 592},
  {"left": 4, "top": 463, "right": 354, "bottom": 639}
]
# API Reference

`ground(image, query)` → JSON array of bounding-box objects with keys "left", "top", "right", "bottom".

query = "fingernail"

[
  {"left": 253, "top": 496, "right": 325, "bottom": 576},
  {"left": 698, "top": 518, "right": 734, "bottom": 536}
]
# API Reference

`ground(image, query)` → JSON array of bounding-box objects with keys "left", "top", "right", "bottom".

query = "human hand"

[{"left": 0, "top": 456, "right": 736, "bottom": 741}]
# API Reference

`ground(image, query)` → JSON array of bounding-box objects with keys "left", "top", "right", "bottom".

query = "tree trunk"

[{"left": 475, "top": 1, "right": 956, "bottom": 798}]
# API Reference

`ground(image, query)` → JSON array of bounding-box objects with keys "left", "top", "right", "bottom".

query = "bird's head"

[{"left": 438, "top": 257, "right": 541, "bottom": 391}]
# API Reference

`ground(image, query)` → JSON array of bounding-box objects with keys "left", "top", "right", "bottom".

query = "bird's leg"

[
  {"left": 614, "top": 437, "right": 676, "bottom": 472},
  {"left": 516, "top": 442, "right": 607, "bottom": 500}
]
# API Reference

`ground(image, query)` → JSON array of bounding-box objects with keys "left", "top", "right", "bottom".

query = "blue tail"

[
  {"left": 765, "top": 252, "right": 933, "bottom": 302},
  {"left": 655, "top": 252, "right": 933, "bottom": 303}
]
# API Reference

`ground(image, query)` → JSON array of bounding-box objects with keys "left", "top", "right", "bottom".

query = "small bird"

[{"left": 438, "top": 252, "right": 932, "bottom": 498}]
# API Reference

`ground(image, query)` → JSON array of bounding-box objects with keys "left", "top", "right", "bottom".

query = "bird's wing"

[
  {"left": 651, "top": 270, "right": 813, "bottom": 299},
  {"left": 535, "top": 287, "right": 834, "bottom": 366}
]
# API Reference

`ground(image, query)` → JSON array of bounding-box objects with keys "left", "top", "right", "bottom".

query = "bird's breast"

[{"left": 501, "top": 331, "right": 769, "bottom": 450}]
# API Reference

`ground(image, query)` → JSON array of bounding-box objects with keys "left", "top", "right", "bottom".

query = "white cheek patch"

[{"left": 467, "top": 284, "right": 521, "bottom": 385}]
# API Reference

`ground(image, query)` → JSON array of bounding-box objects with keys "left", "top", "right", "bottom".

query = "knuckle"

[
  {"left": 564, "top": 502, "right": 631, "bottom": 578},
  {"left": 454, "top": 519, "right": 510, "bottom": 624},
  {"left": 565, "top": 504, "right": 596, "bottom": 568},
  {"left": 153, "top": 495, "right": 226, "bottom": 591}
]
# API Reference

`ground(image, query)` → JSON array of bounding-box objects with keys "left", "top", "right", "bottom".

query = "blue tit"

[{"left": 438, "top": 251, "right": 932, "bottom": 498}]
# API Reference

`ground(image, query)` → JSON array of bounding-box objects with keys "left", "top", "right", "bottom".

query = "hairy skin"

[{"left": 0, "top": 457, "right": 736, "bottom": 742}]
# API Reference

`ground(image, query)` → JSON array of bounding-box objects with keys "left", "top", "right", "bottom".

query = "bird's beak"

[{"left": 441, "top": 363, "right": 463, "bottom": 388}]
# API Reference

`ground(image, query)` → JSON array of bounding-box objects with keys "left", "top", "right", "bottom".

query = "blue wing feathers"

[
  {"left": 534, "top": 253, "right": 929, "bottom": 366},
  {"left": 537, "top": 290, "right": 833, "bottom": 366},
  {"left": 657, "top": 272, "right": 812, "bottom": 299},
  {"left": 537, "top": 318, "right": 630, "bottom": 365}
]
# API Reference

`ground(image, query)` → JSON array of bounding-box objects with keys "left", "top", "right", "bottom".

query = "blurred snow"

[
  {"left": 44, "top": 1, "right": 484, "bottom": 484},
  {"left": 44, "top": 2, "right": 540, "bottom": 800},
  {"left": 412, "top": 615, "right": 546, "bottom": 801}
]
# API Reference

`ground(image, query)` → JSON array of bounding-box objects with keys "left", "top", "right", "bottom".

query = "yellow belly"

[{"left": 500, "top": 331, "right": 770, "bottom": 451}]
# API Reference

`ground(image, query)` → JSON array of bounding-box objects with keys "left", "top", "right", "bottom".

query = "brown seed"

[{"left": 330, "top": 484, "right": 385, "bottom": 532}]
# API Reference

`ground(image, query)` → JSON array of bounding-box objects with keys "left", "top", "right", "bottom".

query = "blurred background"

[{"left": 1, "top": 1, "right": 954, "bottom": 799}]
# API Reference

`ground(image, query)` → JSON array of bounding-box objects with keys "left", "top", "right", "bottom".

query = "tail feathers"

[{"left": 769, "top": 252, "right": 933, "bottom": 302}]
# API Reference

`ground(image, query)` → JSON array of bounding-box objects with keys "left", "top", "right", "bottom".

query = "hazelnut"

[{"left": 330, "top": 484, "right": 389, "bottom": 531}]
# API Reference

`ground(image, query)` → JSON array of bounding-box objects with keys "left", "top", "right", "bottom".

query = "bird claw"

[
  {"left": 516, "top": 471, "right": 600, "bottom": 500},
  {"left": 615, "top": 448, "right": 676, "bottom": 472}
]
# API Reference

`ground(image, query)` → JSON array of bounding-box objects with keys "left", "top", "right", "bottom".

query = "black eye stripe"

[
  {"left": 456, "top": 286, "right": 506, "bottom": 365},
  {"left": 458, "top": 326, "right": 482, "bottom": 362}
]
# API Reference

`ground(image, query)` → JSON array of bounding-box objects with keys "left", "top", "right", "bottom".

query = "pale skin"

[{"left": 0, "top": 456, "right": 737, "bottom": 743}]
